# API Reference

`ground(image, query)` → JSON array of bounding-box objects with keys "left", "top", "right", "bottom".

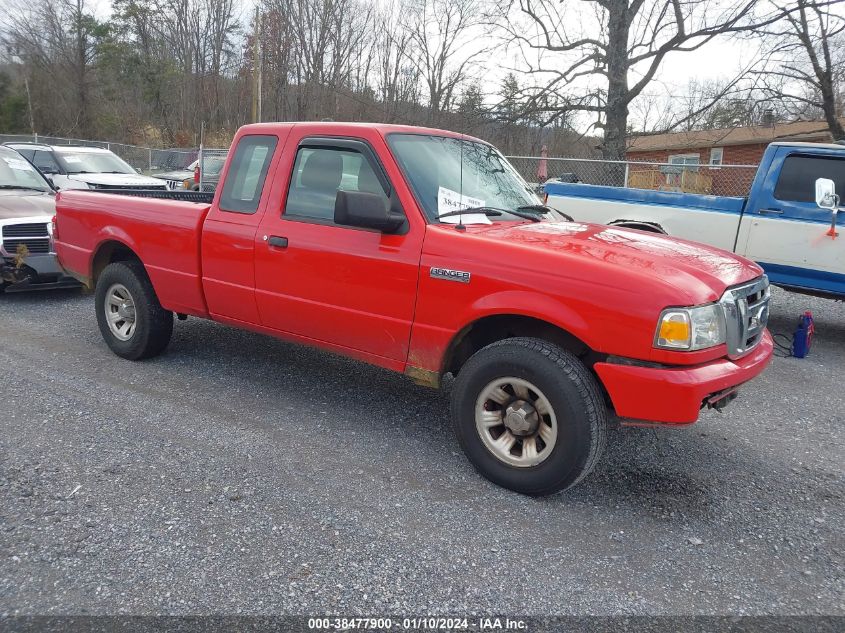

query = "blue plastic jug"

[{"left": 792, "top": 311, "right": 815, "bottom": 358}]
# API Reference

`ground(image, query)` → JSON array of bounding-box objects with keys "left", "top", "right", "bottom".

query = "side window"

[
  {"left": 284, "top": 146, "right": 388, "bottom": 222},
  {"left": 709, "top": 147, "right": 723, "bottom": 167},
  {"left": 33, "top": 151, "right": 60, "bottom": 173},
  {"left": 219, "top": 135, "right": 278, "bottom": 214},
  {"left": 668, "top": 153, "right": 700, "bottom": 171},
  {"left": 16, "top": 149, "right": 35, "bottom": 161},
  {"left": 774, "top": 155, "right": 845, "bottom": 203}
]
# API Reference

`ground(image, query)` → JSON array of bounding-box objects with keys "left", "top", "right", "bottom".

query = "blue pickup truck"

[{"left": 544, "top": 142, "right": 844, "bottom": 300}]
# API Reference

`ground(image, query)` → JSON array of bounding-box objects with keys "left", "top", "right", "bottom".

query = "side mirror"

[
  {"left": 815, "top": 178, "right": 838, "bottom": 210},
  {"left": 334, "top": 190, "right": 404, "bottom": 233}
]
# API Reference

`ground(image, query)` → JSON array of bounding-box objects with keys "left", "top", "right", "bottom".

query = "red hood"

[
  {"left": 466, "top": 221, "right": 762, "bottom": 303},
  {"left": 0, "top": 190, "right": 56, "bottom": 220}
]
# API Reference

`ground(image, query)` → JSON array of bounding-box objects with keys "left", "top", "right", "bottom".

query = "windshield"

[
  {"left": 198, "top": 157, "right": 226, "bottom": 177},
  {"left": 0, "top": 151, "right": 52, "bottom": 191},
  {"left": 56, "top": 151, "right": 135, "bottom": 175},
  {"left": 386, "top": 133, "right": 541, "bottom": 223}
]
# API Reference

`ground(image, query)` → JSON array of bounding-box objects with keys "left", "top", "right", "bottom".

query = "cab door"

[
  {"left": 253, "top": 129, "right": 424, "bottom": 365},
  {"left": 739, "top": 149, "right": 845, "bottom": 296},
  {"left": 201, "top": 129, "right": 291, "bottom": 323}
]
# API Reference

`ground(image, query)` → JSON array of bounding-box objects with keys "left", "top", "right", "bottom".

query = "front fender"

[
  {"left": 465, "top": 290, "right": 593, "bottom": 347},
  {"left": 406, "top": 288, "right": 598, "bottom": 378}
]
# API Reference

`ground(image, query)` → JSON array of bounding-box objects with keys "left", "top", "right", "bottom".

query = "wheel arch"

[
  {"left": 90, "top": 239, "right": 143, "bottom": 287},
  {"left": 441, "top": 313, "right": 600, "bottom": 377}
]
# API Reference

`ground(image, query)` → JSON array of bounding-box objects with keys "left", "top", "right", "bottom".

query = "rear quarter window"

[
  {"left": 219, "top": 135, "right": 278, "bottom": 214},
  {"left": 774, "top": 155, "right": 845, "bottom": 203}
]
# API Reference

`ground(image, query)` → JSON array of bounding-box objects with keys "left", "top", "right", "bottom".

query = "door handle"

[
  {"left": 266, "top": 235, "right": 288, "bottom": 248},
  {"left": 758, "top": 208, "right": 783, "bottom": 215}
]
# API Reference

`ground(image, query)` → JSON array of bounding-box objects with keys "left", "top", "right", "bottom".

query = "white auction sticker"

[{"left": 437, "top": 187, "right": 491, "bottom": 224}]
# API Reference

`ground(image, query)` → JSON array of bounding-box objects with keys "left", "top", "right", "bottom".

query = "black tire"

[
  {"left": 451, "top": 337, "right": 607, "bottom": 496},
  {"left": 95, "top": 261, "right": 173, "bottom": 360}
]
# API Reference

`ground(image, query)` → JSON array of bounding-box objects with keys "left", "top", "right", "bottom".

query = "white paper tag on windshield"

[
  {"left": 3, "top": 157, "right": 31, "bottom": 171},
  {"left": 437, "top": 187, "right": 491, "bottom": 224}
]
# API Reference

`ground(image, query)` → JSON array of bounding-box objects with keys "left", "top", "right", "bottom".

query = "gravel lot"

[{"left": 0, "top": 286, "right": 842, "bottom": 616}]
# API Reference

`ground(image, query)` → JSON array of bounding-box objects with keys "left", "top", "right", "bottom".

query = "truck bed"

[
  {"left": 543, "top": 182, "right": 748, "bottom": 252},
  {"left": 543, "top": 182, "right": 747, "bottom": 214},
  {"left": 55, "top": 190, "right": 212, "bottom": 317}
]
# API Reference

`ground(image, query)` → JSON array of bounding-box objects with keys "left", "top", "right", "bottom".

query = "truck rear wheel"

[
  {"left": 95, "top": 261, "right": 173, "bottom": 360},
  {"left": 451, "top": 337, "right": 607, "bottom": 495}
]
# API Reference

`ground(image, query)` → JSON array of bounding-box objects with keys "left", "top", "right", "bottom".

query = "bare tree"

[
  {"left": 4, "top": 0, "right": 102, "bottom": 136},
  {"left": 372, "top": 1, "right": 421, "bottom": 121},
  {"left": 261, "top": 0, "right": 372, "bottom": 119},
  {"left": 632, "top": 76, "right": 771, "bottom": 133},
  {"left": 404, "top": 0, "right": 487, "bottom": 124},
  {"left": 494, "top": 0, "right": 786, "bottom": 159},
  {"left": 754, "top": 0, "right": 845, "bottom": 139}
]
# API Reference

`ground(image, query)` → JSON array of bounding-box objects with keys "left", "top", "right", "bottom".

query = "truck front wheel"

[
  {"left": 451, "top": 337, "right": 607, "bottom": 495},
  {"left": 95, "top": 261, "right": 173, "bottom": 360}
]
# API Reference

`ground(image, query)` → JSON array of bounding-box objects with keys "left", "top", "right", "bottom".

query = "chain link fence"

[
  {"left": 0, "top": 134, "right": 757, "bottom": 197},
  {"left": 506, "top": 155, "right": 758, "bottom": 198},
  {"left": 0, "top": 135, "right": 230, "bottom": 192}
]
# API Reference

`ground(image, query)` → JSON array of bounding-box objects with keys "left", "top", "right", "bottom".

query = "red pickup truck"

[{"left": 54, "top": 122, "right": 773, "bottom": 495}]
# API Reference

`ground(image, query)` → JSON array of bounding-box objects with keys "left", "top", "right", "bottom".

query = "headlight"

[{"left": 654, "top": 303, "right": 726, "bottom": 351}]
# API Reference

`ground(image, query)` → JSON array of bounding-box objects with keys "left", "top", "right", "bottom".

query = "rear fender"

[{"left": 90, "top": 229, "right": 142, "bottom": 283}]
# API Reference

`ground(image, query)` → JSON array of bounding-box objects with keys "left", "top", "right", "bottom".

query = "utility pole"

[
  {"left": 251, "top": 7, "right": 262, "bottom": 123},
  {"left": 199, "top": 121, "right": 205, "bottom": 190},
  {"left": 10, "top": 53, "right": 36, "bottom": 135},
  {"left": 23, "top": 76, "right": 35, "bottom": 136}
]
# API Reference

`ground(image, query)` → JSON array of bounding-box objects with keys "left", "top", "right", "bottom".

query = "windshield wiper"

[
  {"left": 0, "top": 185, "right": 48, "bottom": 192},
  {"left": 516, "top": 203, "right": 574, "bottom": 222},
  {"left": 506, "top": 209, "right": 543, "bottom": 222},
  {"left": 516, "top": 204, "right": 552, "bottom": 213},
  {"left": 437, "top": 207, "right": 504, "bottom": 220},
  {"left": 439, "top": 206, "right": 545, "bottom": 223}
]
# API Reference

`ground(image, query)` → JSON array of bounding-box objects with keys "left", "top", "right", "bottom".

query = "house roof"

[{"left": 627, "top": 119, "right": 845, "bottom": 152}]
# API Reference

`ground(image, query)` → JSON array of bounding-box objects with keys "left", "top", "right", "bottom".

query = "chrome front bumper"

[{"left": 0, "top": 215, "right": 77, "bottom": 287}]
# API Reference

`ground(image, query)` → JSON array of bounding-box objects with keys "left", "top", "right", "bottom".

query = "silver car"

[{"left": 0, "top": 146, "right": 78, "bottom": 292}]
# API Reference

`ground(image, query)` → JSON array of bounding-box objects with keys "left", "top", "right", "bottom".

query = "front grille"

[
  {"left": 2, "top": 223, "right": 49, "bottom": 238},
  {"left": 165, "top": 179, "right": 184, "bottom": 190},
  {"left": 2, "top": 238, "right": 50, "bottom": 254},
  {"left": 720, "top": 275, "right": 770, "bottom": 359}
]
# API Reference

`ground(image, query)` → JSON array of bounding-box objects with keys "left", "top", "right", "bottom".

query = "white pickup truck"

[{"left": 544, "top": 141, "right": 844, "bottom": 300}]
